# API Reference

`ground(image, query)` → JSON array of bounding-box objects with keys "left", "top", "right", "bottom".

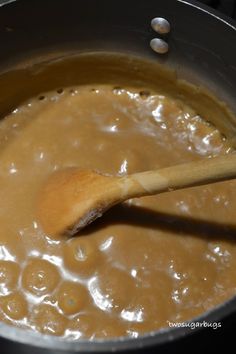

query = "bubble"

[
  {"left": 0, "top": 292, "right": 28, "bottom": 320},
  {"left": 57, "top": 281, "right": 88, "bottom": 315},
  {"left": 139, "top": 91, "right": 150, "bottom": 99},
  {"left": 88, "top": 267, "right": 136, "bottom": 313},
  {"left": 0, "top": 261, "right": 20, "bottom": 295},
  {"left": 31, "top": 304, "right": 67, "bottom": 336},
  {"left": 63, "top": 237, "right": 103, "bottom": 278},
  {"left": 22, "top": 258, "right": 60, "bottom": 296}
]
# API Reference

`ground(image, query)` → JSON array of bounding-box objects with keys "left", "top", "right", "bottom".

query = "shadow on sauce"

[{"left": 79, "top": 203, "right": 236, "bottom": 241}]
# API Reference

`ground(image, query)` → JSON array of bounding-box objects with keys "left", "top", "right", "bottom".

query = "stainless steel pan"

[{"left": 0, "top": 0, "right": 236, "bottom": 352}]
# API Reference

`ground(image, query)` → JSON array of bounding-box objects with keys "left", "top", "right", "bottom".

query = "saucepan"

[{"left": 0, "top": 0, "right": 236, "bottom": 352}]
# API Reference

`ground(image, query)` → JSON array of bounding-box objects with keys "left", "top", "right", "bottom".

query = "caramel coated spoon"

[{"left": 38, "top": 154, "right": 236, "bottom": 237}]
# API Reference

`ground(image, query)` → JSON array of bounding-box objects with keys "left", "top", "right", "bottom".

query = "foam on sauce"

[{"left": 0, "top": 84, "right": 236, "bottom": 339}]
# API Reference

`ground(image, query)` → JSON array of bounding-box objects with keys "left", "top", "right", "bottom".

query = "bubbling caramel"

[{"left": 0, "top": 83, "right": 236, "bottom": 339}]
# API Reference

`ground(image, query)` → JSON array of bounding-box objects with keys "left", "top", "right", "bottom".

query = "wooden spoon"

[{"left": 37, "top": 154, "right": 236, "bottom": 237}]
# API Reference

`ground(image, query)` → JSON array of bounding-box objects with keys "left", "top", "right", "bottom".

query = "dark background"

[{"left": 201, "top": 0, "right": 236, "bottom": 17}]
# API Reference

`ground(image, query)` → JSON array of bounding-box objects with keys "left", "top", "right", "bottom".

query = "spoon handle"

[{"left": 121, "top": 154, "right": 236, "bottom": 199}]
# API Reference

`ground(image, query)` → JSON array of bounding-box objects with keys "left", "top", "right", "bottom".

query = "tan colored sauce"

[{"left": 0, "top": 84, "right": 236, "bottom": 339}]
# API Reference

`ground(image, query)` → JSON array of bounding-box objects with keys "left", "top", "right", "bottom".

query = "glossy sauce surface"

[{"left": 0, "top": 85, "right": 236, "bottom": 339}]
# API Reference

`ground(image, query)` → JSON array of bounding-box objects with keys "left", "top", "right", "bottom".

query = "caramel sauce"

[{"left": 0, "top": 64, "right": 236, "bottom": 339}]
